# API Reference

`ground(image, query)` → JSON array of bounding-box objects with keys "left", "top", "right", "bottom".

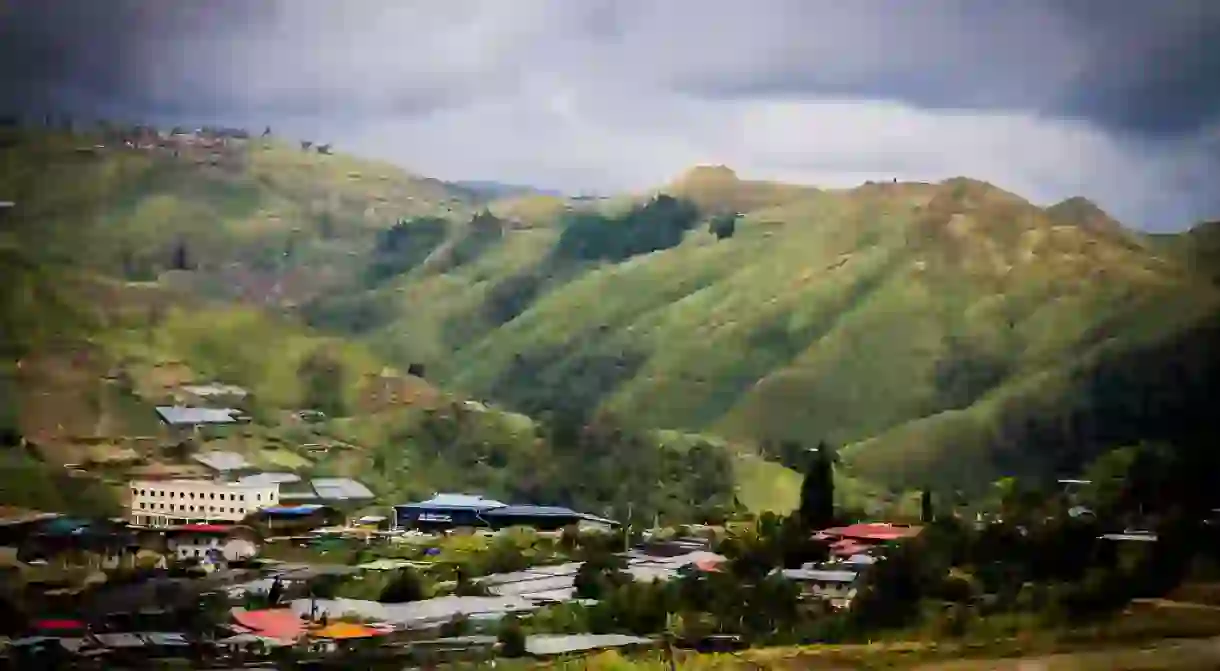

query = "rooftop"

[
  {"left": 155, "top": 406, "right": 239, "bottom": 426},
  {"left": 526, "top": 634, "right": 653, "bottom": 656},
  {"left": 779, "top": 568, "right": 860, "bottom": 583},
  {"left": 192, "top": 450, "right": 251, "bottom": 472},
  {"left": 398, "top": 493, "right": 508, "bottom": 510},
  {"left": 290, "top": 595, "right": 541, "bottom": 629},
  {"left": 180, "top": 383, "right": 248, "bottom": 398},
  {"left": 236, "top": 472, "right": 301, "bottom": 487},
  {"left": 818, "top": 523, "right": 923, "bottom": 542}
]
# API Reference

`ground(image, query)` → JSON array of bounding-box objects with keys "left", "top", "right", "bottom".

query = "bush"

[
  {"left": 380, "top": 567, "right": 430, "bottom": 603},
  {"left": 439, "top": 614, "right": 469, "bottom": 638},
  {"left": 498, "top": 614, "right": 527, "bottom": 657}
]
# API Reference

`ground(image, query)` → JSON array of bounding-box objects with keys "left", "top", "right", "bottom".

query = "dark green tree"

[
  {"left": 709, "top": 213, "right": 739, "bottom": 240},
  {"left": 380, "top": 567, "right": 428, "bottom": 603},
  {"left": 297, "top": 345, "right": 348, "bottom": 416},
  {"left": 798, "top": 442, "right": 835, "bottom": 530},
  {"left": 497, "top": 614, "right": 527, "bottom": 657}
]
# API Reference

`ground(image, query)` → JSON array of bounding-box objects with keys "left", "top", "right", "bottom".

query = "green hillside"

[
  {"left": 0, "top": 129, "right": 758, "bottom": 520},
  {"left": 1146, "top": 220, "right": 1220, "bottom": 284},
  {"left": 314, "top": 172, "right": 1219, "bottom": 492},
  {"left": 4, "top": 127, "right": 1217, "bottom": 500}
]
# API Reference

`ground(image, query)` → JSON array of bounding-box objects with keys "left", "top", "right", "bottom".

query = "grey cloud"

[{"left": 0, "top": 0, "right": 1216, "bottom": 230}]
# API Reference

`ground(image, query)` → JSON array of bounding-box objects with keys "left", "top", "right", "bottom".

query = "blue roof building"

[{"left": 392, "top": 494, "right": 618, "bottom": 531}]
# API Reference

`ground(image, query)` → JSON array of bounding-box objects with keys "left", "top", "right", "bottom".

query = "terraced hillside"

[{"left": 4, "top": 127, "right": 1217, "bottom": 498}]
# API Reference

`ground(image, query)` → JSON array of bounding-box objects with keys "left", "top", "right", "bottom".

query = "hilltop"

[{"left": 3, "top": 126, "right": 1218, "bottom": 500}]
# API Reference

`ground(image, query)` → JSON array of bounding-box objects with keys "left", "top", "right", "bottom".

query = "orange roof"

[
  {"left": 230, "top": 608, "right": 305, "bottom": 641},
  {"left": 310, "top": 622, "right": 384, "bottom": 639},
  {"left": 820, "top": 523, "right": 922, "bottom": 542}
]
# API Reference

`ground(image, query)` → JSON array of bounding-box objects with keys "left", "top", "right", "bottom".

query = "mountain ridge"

[{"left": 4, "top": 127, "right": 1218, "bottom": 497}]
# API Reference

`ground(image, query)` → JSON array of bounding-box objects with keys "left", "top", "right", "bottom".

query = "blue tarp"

[{"left": 259, "top": 505, "right": 325, "bottom": 516}]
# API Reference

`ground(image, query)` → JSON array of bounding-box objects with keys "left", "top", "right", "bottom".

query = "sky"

[{"left": 2, "top": 0, "right": 1218, "bottom": 231}]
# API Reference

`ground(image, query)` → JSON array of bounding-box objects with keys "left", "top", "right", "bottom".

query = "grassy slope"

[
  {"left": 10, "top": 129, "right": 1218, "bottom": 500},
  {"left": 428, "top": 179, "right": 1218, "bottom": 491}
]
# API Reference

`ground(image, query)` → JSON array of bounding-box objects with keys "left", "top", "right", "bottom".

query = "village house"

[
  {"left": 162, "top": 523, "right": 259, "bottom": 563},
  {"left": 126, "top": 478, "right": 279, "bottom": 527},
  {"left": 814, "top": 522, "right": 923, "bottom": 557},
  {"left": 778, "top": 568, "right": 861, "bottom": 609},
  {"left": 392, "top": 493, "right": 618, "bottom": 533}
]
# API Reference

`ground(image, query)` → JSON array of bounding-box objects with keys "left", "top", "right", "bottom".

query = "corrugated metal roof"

[
  {"left": 291, "top": 596, "right": 540, "bottom": 629},
  {"left": 487, "top": 575, "right": 576, "bottom": 597},
  {"left": 192, "top": 451, "right": 250, "bottom": 472},
  {"left": 237, "top": 472, "right": 301, "bottom": 486},
  {"left": 484, "top": 504, "right": 580, "bottom": 518},
  {"left": 413, "top": 493, "right": 507, "bottom": 509},
  {"left": 525, "top": 634, "right": 653, "bottom": 656},
  {"left": 155, "top": 406, "right": 238, "bottom": 426},
  {"left": 180, "top": 383, "right": 248, "bottom": 398},
  {"left": 140, "top": 632, "right": 189, "bottom": 646},
  {"left": 780, "top": 568, "right": 859, "bottom": 583},
  {"left": 311, "top": 478, "right": 374, "bottom": 500}
]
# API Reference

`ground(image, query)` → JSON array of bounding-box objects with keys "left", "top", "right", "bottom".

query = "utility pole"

[{"left": 624, "top": 502, "right": 634, "bottom": 553}]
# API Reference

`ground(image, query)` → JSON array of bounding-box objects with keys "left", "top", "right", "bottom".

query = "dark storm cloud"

[
  {"left": 0, "top": 0, "right": 1214, "bottom": 230},
  {"left": 661, "top": 1, "right": 1220, "bottom": 140},
  {"left": 0, "top": 0, "right": 479, "bottom": 123},
  {"left": 1049, "top": 0, "right": 1220, "bottom": 137}
]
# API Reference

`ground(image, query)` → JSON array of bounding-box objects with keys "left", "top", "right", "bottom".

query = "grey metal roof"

[
  {"left": 487, "top": 575, "right": 576, "bottom": 597},
  {"left": 180, "top": 383, "right": 248, "bottom": 398},
  {"left": 237, "top": 472, "right": 301, "bottom": 486},
  {"left": 192, "top": 451, "right": 251, "bottom": 472},
  {"left": 94, "top": 632, "right": 147, "bottom": 648},
  {"left": 399, "top": 493, "right": 507, "bottom": 510},
  {"left": 842, "top": 553, "right": 877, "bottom": 566},
  {"left": 140, "top": 632, "right": 189, "bottom": 646},
  {"left": 478, "top": 562, "right": 582, "bottom": 587},
  {"left": 525, "top": 634, "right": 653, "bottom": 656},
  {"left": 484, "top": 504, "right": 581, "bottom": 517},
  {"left": 779, "top": 568, "right": 859, "bottom": 583},
  {"left": 290, "top": 596, "right": 540, "bottom": 629},
  {"left": 311, "top": 478, "right": 374, "bottom": 500},
  {"left": 155, "top": 406, "right": 238, "bottom": 426}
]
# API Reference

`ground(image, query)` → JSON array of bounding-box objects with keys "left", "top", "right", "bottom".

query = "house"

[
  {"left": 814, "top": 522, "right": 923, "bottom": 557},
  {"left": 778, "top": 568, "right": 861, "bottom": 608},
  {"left": 154, "top": 405, "right": 244, "bottom": 442},
  {"left": 392, "top": 493, "right": 618, "bottom": 532},
  {"left": 162, "top": 523, "right": 259, "bottom": 562},
  {"left": 127, "top": 478, "right": 280, "bottom": 527}
]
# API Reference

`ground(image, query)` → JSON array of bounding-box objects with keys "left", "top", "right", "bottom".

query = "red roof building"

[{"left": 815, "top": 523, "right": 922, "bottom": 557}]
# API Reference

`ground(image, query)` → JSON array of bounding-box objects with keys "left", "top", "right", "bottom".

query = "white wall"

[{"left": 127, "top": 479, "right": 279, "bottom": 526}]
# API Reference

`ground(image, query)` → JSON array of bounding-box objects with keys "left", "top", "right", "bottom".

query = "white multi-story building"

[{"left": 127, "top": 479, "right": 280, "bottom": 527}]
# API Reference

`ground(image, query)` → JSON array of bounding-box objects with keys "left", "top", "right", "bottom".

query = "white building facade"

[
  {"left": 127, "top": 479, "right": 280, "bottom": 527},
  {"left": 167, "top": 532, "right": 259, "bottom": 562}
]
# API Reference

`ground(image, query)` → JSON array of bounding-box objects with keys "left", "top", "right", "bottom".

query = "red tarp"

[{"left": 33, "top": 619, "right": 85, "bottom": 631}]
